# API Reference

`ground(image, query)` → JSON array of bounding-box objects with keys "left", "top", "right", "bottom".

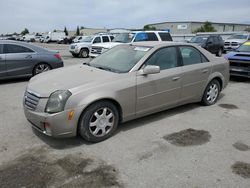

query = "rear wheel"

[
  {"left": 79, "top": 48, "right": 89, "bottom": 58},
  {"left": 201, "top": 79, "right": 221, "bottom": 106},
  {"left": 78, "top": 101, "right": 119, "bottom": 142},
  {"left": 33, "top": 63, "right": 51, "bottom": 75}
]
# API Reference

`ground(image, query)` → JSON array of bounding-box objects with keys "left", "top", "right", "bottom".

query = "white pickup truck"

[
  {"left": 69, "top": 34, "right": 114, "bottom": 58},
  {"left": 224, "top": 33, "right": 250, "bottom": 52},
  {"left": 89, "top": 31, "right": 172, "bottom": 58}
]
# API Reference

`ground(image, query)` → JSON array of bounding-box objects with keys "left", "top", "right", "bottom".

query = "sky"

[{"left": 0, "top": 0, "right": 249, "bottom": 34}]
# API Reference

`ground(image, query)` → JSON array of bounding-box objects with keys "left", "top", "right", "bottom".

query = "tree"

[
  {"left": 76, "top": 26, "right": 80, "bottom": 36},
  {"left": 244, "top": 28, "right": 250, "bottom": 32},
  {"left": 64, "top": 27, "right": 68, "bottom": 36},
  {"left": 21, "top": 28, "right": 29, "bottom": 35},
  {"left": 193, "top": 21, "right": 217, "bottom": 33},
  {"left": 143, "top": 25, "right": 156, "bottom": 31}
]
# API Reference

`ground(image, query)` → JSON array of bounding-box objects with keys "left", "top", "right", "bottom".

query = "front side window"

[
  {"left": 3, "top": 44, "right": 34, "bottom": 54},
  {"left": 180, "top": 46, "right": 207, "bottom": 65},
  {"left": 93, "top": 37, "right": 101, "bottom": 43},
  {"left": 144, "top": 47, "right": 178, "bottom": 70},
  {"left": 90, "top": 45, "right": 150, "bottom": 73}
]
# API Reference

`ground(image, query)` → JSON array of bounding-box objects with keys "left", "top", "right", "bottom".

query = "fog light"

[
  {"left": 43, "top": 122, "right": 52, "bottom": 135},
  {"left": 68, "top": 110, "right": 74, "bottom": 120}
]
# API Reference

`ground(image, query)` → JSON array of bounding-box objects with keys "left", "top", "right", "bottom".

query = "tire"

[
  {"left": 78, "top": 101, "right": 119, "bottom": 142},
  {"left": 33, "top": 63, "right": 51, "bottom": 76},
  {"left": 216, "top": 48, "right": 223, "bottom": 57},
  {"left": 201, "top": 79, "right": 221, "bottom": 106},
  {"left": 79, "top": 48, "right": 89, "bottom": 58}
]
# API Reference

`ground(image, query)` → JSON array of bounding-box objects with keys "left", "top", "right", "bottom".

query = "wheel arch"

[
  {"left": 32, "top": 62, "right": 52, "bottom": 76},
  {"left": 77, "top": 98, "right": 123, "bottom": 135}
]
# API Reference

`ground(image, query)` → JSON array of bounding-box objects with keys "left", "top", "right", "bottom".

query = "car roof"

[
  {"left": 130, "top": 41, "right": 193, "bottom": 48},
  {"left": 0, "top": 40, "right": 52, "bottom": 53}
]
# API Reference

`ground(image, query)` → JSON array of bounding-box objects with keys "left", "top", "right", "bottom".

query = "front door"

[{"left": 136, "top": 47, "right": 182, "bottom": 115}]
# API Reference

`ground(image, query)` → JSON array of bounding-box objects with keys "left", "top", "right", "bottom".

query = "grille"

[
  {"left": 224, "top": 42, "right": 230, "bottom": 46},
  {"left": 91, "top": 47, "right": 103, "bottom": 54},
  {"left": 231, "top": 42, "right": 239, "bottom": 46},
  {"left": 70, "top": 45, "right": 75, "bottom": 49},
  {"left": 24, "top": 91, "right": 40, "bottom": 110}
]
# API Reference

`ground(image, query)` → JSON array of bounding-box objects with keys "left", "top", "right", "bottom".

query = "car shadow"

[
  {"left": 0, "top": 77, "right": 30, "bottom": 85},
  {"left": 34, "top": 103, "right": 207, "bottom": 150},
  {"left": 230, "top": 76, "right": 250, "bottom": 83}
]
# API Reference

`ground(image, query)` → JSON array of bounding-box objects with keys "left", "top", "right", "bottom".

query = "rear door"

[
  {"left": 0, "top": 44, "right": 7, "bottom": 78},
  {"left": 4, "top": 44, "right": 36, "bottom": 77},
  {"left": 178, "top": 46, "right": 212, "bottom": 103}
]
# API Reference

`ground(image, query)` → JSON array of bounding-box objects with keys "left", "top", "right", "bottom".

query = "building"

[
  {"left": 80, "top": 28, "right": 108, "bottom": 36},
  {"left": 147, "top": 21, "right": 250, "bottom": 34}
]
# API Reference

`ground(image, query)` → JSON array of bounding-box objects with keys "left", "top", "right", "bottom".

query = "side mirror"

[
  {"left": 206, "top": 41, "right": 212, "bottom": 45},
  {"left": 139, "top": 65, "right": 160, "bottom": 75}
]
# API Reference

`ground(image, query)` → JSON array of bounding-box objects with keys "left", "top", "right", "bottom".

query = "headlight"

[{"left": 45, "top": 90, "right": 72, "bottom": 113}]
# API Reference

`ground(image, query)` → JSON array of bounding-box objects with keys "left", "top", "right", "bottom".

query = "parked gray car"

[
  {"left": 0, "top": 40, "right": 63, "bottom": 80},
  {"left": 23, "top": 42, "right": 229, "bottom": 142}
]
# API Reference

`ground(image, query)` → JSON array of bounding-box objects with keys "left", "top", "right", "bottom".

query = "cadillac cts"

[{"left": 23, "top": 42, "right": 229, "bottom": 142}]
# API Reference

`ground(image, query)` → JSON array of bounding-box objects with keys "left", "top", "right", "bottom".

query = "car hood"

[
  {"left": 225, "top": 51, "right": 250, "bottom": 61},
  {"left": 92, "top": 42, "right": 123, "bottom": 49},
  {"left": 27, "top": 65, "right": 118, "bottom": 97},
  {"left": 73, "top": 42, "right": 91, "bottom": 47},
  {"left": 225, "top": 39, "right": 247, "bottom": 43}
]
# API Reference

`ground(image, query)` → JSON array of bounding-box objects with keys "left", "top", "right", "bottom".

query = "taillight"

[{"left": 54, "top": 53, "right": 62, "bottom": 60}]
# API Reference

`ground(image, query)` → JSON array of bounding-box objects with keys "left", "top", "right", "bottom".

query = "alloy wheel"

[
  {"left": 206, "top": 83, "right": 219, "bottom": 103},
  {"left": 35, "top": 64, "right": 51, "bottom": 75}
]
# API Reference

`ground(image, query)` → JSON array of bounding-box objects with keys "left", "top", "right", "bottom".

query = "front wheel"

[
  {"left": 79, "top": 49, "right": 89, "bottom": 58},
  {"left": 201, "top": 79, "right": 221, "bottom": 106},
  {"left": 78, "top": 101, "right": 119, "bottom": 142}
]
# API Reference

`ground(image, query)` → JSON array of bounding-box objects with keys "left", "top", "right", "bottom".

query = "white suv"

[
  {"left": 224, "top": 33, "right": 250, "bottom": 52},
  {"left": 89, "top": 31, "right": 172, "bottom": 57},
  {"left": 69, "top": 34, "right": 114, "bottom": 58}
]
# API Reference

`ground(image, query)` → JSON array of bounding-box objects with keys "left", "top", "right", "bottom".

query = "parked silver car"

[
  {"left": 23, "top": 42, "right": 229, "bottom": 142},
  {"left": 0, "top": 40, "right": 63, "bottom": 80}
]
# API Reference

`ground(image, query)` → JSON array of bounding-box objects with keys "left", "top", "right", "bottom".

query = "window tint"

[
  {"left": 134, "top": 33, "right": 148, "bottom": 42},
  {"left": 158, "top": 32, "right": 172, "bottom": 41},
  {"left": 93, "top": 37, "right": 101, "bottom": 43},
  {"left": 102, "top": 36, "right": 110, "bottom": 43},
  {"left": 147, "top": 32, "right": 158, "bottom": 41},
  {"left": 207, "top": 37, "right": 213, "bottom": 43},
  {"left": 213, "top": 36, "right": 219, "bottom": 43},
  {"left": 0, "top": 44, "right": 3, "bottom": 54},
  {"left": 3, "top": 44, "right": 34, "bottom": 54},
  {"left": 110, "top": 36, "right": 114, "bottom": 41},
  {"left": 145, "top": 47, "right": 178, "bottom": 70},
  {"left": 180, "top": 46, "right": 207, "bottom": 65}
]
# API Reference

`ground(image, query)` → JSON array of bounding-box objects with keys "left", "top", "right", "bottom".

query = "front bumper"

[
  {"left": 69, "top": 47, "right": 80, "bottom": 54},
  {"left": 23, "top": 103, "right": 83, "bottom": 138},
  {"left": 229, "top": 60, "right": 250, "bottom": 78}
]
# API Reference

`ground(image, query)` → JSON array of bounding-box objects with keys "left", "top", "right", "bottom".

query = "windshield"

[
  {"left": 82, "top": 36, "right": 94, "bottom": 42},
  {"left": 113, "top": 33, "right": 135, "bottom": 43},
  {"left": 237, "top": 42, "right": 250, "bottom": 52},
  {"left": 228, "top": 34, "right": 248, "bottom": 40},
  {"left": 190, "top": 36, "right": 208, "bottom": 43},
  {"left": 89, "top": 45, "right": 150, "bottom": 73}
]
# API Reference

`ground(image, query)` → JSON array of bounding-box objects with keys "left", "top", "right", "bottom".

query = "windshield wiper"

[{"left": 92, "top": 65, "right": 120, "bottom": 73}]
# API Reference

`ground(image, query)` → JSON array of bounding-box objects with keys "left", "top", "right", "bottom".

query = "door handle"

[
  {"left": 201, "top": 69, "right": 208, "bottom": 73},
  {"left": 172, "top": 77, "right": 180, "bottom": 81}
]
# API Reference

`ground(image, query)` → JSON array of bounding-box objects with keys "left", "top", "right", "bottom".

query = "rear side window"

[
  {"left": 213, "top": 37, "right": 219, "bottom": 43},
  {"left": 147, "top": 32, "right": 158, "bottom": 41},
  {"left": 0, "top": 44, "right": 3, "bottom": 54},
  {"left": 110, "top": 36, "right": 114, "bottom": 41},
  {"left": 134, "top": 33, "right": 148, "bottom": 42},
  {"left": 3, "top": 44, "right": 34, "bottom": 54},
  {"left": 102, "top": 36, "right": 109, "bottom": 43},
  {"left": 145, "top": 47, "right": 178, "bottom": 70},
  {"left": 158, "top": 32, "right": 173, "bottom": 41},
  {"left": 179, "top": 46, "right": 208, "bottom": 65}
]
